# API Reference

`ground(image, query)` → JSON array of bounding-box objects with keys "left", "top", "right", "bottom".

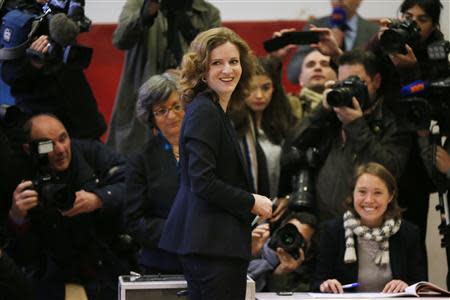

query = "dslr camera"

[
  {"left": 380, "top": 19, "right": 421, "bottom": 55},
  {"left": 25, "top": 4, "right": 93, "bottom": 68},
  {"left": 399, "top": 40, "right": 450, "bottom": 133},
  {"left": 268, "top": 223, "right": 306, "bottom": 260},
  {"left": 29, "top": 139, "right": 75, "bottom": 211},
  {"left": 327, "top": 75, "right": 370, "bottom": 109}
]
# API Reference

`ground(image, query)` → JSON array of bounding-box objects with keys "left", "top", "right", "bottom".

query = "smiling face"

[
  {"left": 353, "top": 173, "right": 394, "bottom": 227},
  {"left": 245, "top": 75, "right": 274, "bottom": 113},
  {"left": 402, "top": 4, "right": 435, "bottom": 42},
  {"left": 205, "top": 41, "right": 242, "bottom": 103}
]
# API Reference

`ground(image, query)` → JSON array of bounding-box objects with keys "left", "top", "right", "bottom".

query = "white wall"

[{"left": 86, "top": 0, "right": 450, "bottom": 39}]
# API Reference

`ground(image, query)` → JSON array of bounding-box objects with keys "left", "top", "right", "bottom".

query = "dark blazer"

[
  {"left": 287, "top": 15, "right": 379, "bottom": 83},
  {"left": 125, "top": 137, "right": 182, "bottom": 272},
  {"left": 312, "top": 217, "right": 427, "bottom": 291},
  {"left": 159, "top": 94, "right": 256, "bottom": 260}
]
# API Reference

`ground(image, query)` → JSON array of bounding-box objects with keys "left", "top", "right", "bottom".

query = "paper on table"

[{"left": 308, "top": 292, "right": 400, "bottom": 298}]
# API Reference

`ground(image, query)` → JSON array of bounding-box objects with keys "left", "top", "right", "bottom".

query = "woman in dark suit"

[
  {"left": 313, "top": 162, "right": 427, "bottom": 294},
  {"left": 124, "top": 72, "right": 184, "bottom": 274},
  {"left": 159, "top": 27, "right": 273, "bottom": 300}
]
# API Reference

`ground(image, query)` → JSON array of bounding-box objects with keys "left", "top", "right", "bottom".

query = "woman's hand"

[
  {"left": 383, "top": 279, "right": 408, "bottom": 293},
  {"left": 251, "top": 223, "right": 270, "bottom": 256},
  {"left": 251, "top": 194, "right": 273, "bottom": 220},
  {"left": 320, "top": 279, "right": 344, "bottom": 294}
]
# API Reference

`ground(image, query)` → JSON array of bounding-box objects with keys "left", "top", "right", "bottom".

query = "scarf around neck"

[{"left": 343, "top": 210, "right": 401, "bottom": 266}]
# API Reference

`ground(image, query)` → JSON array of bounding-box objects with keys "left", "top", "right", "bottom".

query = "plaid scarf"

[{"left": 343, "top": 210, "right": 401, "bottom": 266}]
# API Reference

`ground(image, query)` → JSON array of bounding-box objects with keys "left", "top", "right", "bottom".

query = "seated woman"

[
  {"left": 124, "top": 72, "right": 184, "bottom": 274},
  {"left": 313, "top": 162, "right": 427, "bottom": 293}
]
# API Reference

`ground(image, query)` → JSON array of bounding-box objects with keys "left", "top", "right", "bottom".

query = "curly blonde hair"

[{"left": 179, "top": 27, "right": 255, "bottom": 109}]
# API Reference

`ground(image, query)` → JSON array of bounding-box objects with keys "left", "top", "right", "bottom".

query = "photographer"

[
  {"left": 0, "top": 0, "right": 106, "bottom": 140},
  {"left": 7, "top": 114, "right": 128, "bottom": 299},
  {"left": 107, "top": 0, "right": 220, "bottom": 154},
  {"left": 248, "top": 212, "right": 317, "bottom": 293},
  {"left": 284, "top": 49, "right": 411, "bottom": 222}
]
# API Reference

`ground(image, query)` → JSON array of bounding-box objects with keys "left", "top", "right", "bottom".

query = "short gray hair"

[{"left": 136, "top": 72, "right": 179, "bottom": 126}]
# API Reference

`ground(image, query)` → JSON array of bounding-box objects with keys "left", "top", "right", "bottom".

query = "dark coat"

[
  {"left": 159, "top": 94, "right": 256, "bottom": 260},
  {"left": 312, "top": 217, "right": 427, "bottom": 291},
  {"left": 7, "top": 139, "right": 127, "bottom": 278},
  {"left": 125, "top": 137, "right": 182, "bottom": 272}
]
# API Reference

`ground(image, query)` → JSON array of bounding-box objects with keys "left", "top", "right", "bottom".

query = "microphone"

[
  {"left": 400, "top": 80, "right": 428, "bottom": 97},
  {"left": 330, "top": 5, "right": 347, "bottom": 28},
  {"left": 48, "top": 13, "right": 79, "bottom": 46}
]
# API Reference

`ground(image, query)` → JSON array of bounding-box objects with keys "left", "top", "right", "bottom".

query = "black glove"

[{"left": 140, "top": 0, "right": 160, "bottom": 26}]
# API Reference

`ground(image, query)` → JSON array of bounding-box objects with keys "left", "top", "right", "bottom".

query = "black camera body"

[
  {"left": 23, "top": 3, "right": 93, "bottom": 68},
  {"left": 327, "top": 75, "right": 370, "bottom": 109},
  {"left": 285, "top": 147, "right": 320, "bottom": 212},
  {"left": 29, "top": 139, "right": 75, "bottom": 211},
  {"left": 399, "top": 41, "right": 450, "bottom": 133},
  {"left": 380, "top": 19, "right": 421, "bottom": 55},
  {"left": 268, "top": 223, "right": 306, "bottom": 260}
]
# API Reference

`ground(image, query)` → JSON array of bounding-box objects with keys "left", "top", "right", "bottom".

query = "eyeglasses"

[{"left": 152, "top": 103, "right": 184, "bottom": 118}]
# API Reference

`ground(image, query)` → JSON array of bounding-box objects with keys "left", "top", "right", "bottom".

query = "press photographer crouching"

[
  {"left": 0, "top": 0, "right": 106, "bottom": 140},
  {"left": 6, "top": 114, "right": 129, "bottom": 300},
  {"left": 248, "top": 211, "right": 317, "bottom": 293}
]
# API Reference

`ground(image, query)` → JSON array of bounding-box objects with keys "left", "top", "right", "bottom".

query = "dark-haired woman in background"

[{"left": 124, "top": 72, "right": 184, "bottom": 274}]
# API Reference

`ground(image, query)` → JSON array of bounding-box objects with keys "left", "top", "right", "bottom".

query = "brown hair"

[
  {"left": 178, "top": 27, "right": 255, "bottom": 110},
  {"left": 344, "top": 162, "right": 403, "bottom": 220}
]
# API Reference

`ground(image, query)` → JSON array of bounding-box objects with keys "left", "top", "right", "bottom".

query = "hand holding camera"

[
  {"left": 274, "top": 247, "right": 305, "bottom": 275},
  {"left": 61, "top": 190, "right": 103, "bottom": 217},
  {"left": 10, "top": 180, "right": 39, "bottom": 222}
]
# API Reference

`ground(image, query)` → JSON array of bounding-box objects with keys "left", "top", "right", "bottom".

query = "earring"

[{"left": 201, "top": 77, "right": 207, "bottom": 83}]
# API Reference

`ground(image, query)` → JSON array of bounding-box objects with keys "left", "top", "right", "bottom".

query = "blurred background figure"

[
  {"left": 107, "top": 0, "right": 220, "bottom": 154},
  {"left": 124, "top": 72, "right": 185, "bottom": 274},
  {"left": 287, "top": 0, "right": 378, "bottom": 84}
]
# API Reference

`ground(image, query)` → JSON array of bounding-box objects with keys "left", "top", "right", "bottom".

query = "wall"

[{"left": 86, "top": 0, "right": 450, "bottom": 38}]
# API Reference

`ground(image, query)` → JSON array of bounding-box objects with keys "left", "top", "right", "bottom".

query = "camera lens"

[{"left": 327, "top": 87, "right": 353, "bottom": 107}]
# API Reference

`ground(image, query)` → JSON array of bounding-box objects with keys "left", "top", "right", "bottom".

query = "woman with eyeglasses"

[{"left": 124, "top": 72, "right": 185, "bottom": 274}]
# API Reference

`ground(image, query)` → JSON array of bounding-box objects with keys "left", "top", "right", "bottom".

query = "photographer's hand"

[
  {"left": 333, "top": 97, "right": 363, "bottom": 125},
  {"left": 251, "top": 223, "right": 270, "bottom": 257},
  {"left": 270, "top": 28, "right": 297, "bottom": 60},
  {"left": 10, "top": 181, "right": 38, "bottom": 222},
  {"left": 389, "top": 44, "right": 417, "bottom": 68},
  {"left": 436, "top": 146, "right": 450, "bottom": 175},
  {"left": 274, "top": 247, "right": 304, "bottom": 274},
  {"left": 62, "top": 190, "right": 102, "bottom": 217},
  {"left": 269, "top": 197, "right": 289, "bottom": 223},
  {"left": 309, "top": 26, "right": 343, "bottom": 60},
  {"left": 28, "top": 35, "right": 50, "bottom": 69}
]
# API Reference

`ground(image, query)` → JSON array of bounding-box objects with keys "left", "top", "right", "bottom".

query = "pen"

[{"left": 342, "top": 283, "right": 360, "bottom": 289}]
